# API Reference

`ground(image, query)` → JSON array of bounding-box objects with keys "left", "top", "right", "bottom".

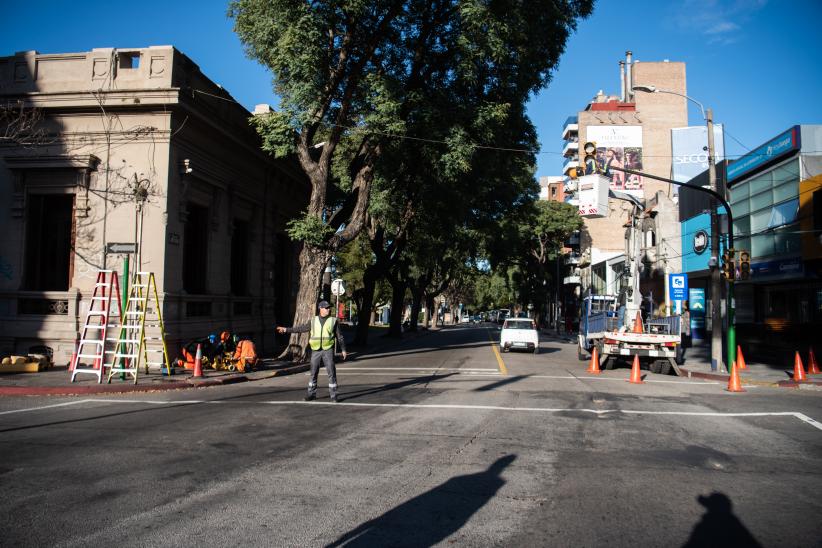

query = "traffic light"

[
  {"left": 739, "top": 250, "right": 751, "bottom": 280},
  {"left": 720, "top": 251, "right": 732, "bottom": 279},
  {"left": 582, "top": 141, "right": 598, "bottom": 175}
]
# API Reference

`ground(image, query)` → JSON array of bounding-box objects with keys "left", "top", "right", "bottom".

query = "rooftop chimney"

[
  {"left": 625, "top": 51, "right": 633, "bottom": 102},
  {"left": 619, "top": 61, "right": 626, "bottom": 102}
]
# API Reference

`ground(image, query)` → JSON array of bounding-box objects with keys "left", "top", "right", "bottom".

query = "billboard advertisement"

[
  {"left": 586, "top": 125, "right": 643, "bottom": 197},
  {"left": 671, "top": 125, "right": 726, "bottom": 194}
]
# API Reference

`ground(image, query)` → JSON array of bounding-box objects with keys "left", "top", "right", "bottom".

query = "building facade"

[{"left": 0, "top": 46, "right": 310, "bottom": 364}]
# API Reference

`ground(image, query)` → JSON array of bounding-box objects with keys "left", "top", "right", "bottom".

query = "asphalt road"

[{"left": 2, "top": 324, "right": 821, "bottom": 547}]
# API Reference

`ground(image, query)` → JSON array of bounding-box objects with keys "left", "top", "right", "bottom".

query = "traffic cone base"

[
  {"left": 736, "top": 345, "right": 747, "bottom": 370},
  {"left": 587, "top": 346, "right": 601, "bottom": 375},
  {"left": 807, "top": 347, "right": 820, "bottom": 375},
  {"left": 628, "top": 355, "right": 644, "bottom": 384},
  {"left": 726, "top": 361, "right": 745, "bottom": 392},
  {"left": 793, "top": 351, "right": 807, "bottom": 382}
]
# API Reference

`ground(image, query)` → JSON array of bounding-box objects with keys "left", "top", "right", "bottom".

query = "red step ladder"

[{"left": 70, "top": 270, "right": 122, "bottom": 383}]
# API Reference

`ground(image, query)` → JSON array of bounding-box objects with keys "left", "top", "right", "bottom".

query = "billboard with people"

[{"left": 586, "top": 126, "right": 643, "bottom": 197}]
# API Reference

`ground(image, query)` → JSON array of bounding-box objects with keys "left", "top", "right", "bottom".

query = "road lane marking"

[
  {"left": 0, "top": 400, "right": 88, "bottom": 416},
  {"left": 486, "top": 329, "right": 508, "bottom": 376},
  {"left": 527, "top": 375, "right": 721, "bottom": 385},
  {"left": 3, "top": 399, "right": 819, "bottom": 432},
  {"left": 337, "top": 367, "right": 499, "bottom": 372}
]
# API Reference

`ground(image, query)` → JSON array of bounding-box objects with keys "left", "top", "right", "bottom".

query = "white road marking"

[
  {"left": 337, "top": 367, "right": 499, "bottom": 372},
  {"left": 311, "top": 371, "right": 719, "bottom": 385},
  {"left": 4, "top": 399, "right": 818, "bottom": 433},
  {"left": 0, "top": 400, "right": 88, "bottom": 416}
]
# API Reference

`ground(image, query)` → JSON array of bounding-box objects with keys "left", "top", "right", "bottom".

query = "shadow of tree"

[
  {"left": 683, "top": 492, "right": 762, "bottom": 548},
  {"left": 326, "top": 454, "right": 516, "bottom": 547}
]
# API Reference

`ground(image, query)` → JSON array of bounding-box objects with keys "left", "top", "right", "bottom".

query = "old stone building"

[{"left": 0, "top": 46, "right": 310, "bottom": 364}]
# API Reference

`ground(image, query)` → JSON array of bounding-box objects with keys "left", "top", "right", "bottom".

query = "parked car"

[
  {"left": 499, "top": 318, "right": 539, "bottom": 354},
  {"left": 460, "top": 313, "right": 471, "bottom": 323}
]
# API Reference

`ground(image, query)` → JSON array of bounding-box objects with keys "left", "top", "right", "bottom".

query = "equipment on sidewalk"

[
  {"left": 106, "top": 272, "right": 171, "bottom": 384},
  {"left": 807, "top": 347, "right": 820, "bottom": 375},
  {"left": 726, "top": 360, "right": 745, "bottom": 393},
  {"left": 792, "top": 351, "right": 807, "bottom": 382},
  {"left": 586, "top": 345, "right": 601, "bottom": 375},
  {"left": 71, "top": 270, "right": 123, "bottom": 383},
  {"left": 628, "top": 355, "right": 644, "bottom": 384},
  {"left": 736, "top": 345, "right": 747, "bottom": 370}
]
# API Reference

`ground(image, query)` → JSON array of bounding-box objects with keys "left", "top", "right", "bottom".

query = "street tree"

[{"left": 230, "top": 0, "right": 593, "bottom": 359}]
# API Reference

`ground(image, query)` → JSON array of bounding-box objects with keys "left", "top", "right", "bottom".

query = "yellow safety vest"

[{"left": 309, "top": 316, "right": 336, "bottom": 351}]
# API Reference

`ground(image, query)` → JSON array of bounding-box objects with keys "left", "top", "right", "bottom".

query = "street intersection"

[{"left": 1, "top": 325, "right": 820, "bottom": 547}]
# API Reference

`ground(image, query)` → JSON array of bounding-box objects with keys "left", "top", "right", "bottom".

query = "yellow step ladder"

[{"left": 106, "top": 272, "right": 171, "bottom": 384}]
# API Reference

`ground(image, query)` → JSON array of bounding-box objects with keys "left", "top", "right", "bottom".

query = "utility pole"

[{"left": 706, "top": 108, "right": 724, "bottom": 372}]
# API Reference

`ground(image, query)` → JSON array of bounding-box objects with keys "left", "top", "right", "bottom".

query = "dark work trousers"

[{"left": 308, "top": 348, "right": 337, "bottom": 398}]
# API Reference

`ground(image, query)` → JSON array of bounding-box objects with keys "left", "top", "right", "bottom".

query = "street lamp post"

[{"left": 632, "top": 85, "right": 732, "bottom": 372}]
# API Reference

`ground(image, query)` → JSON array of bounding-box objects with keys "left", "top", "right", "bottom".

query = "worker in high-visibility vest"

[{"left": 277, "top": 300, "right": 347, "bottom": 402}]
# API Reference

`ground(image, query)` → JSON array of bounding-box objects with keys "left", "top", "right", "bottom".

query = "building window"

[
  {"left": 118, "top": 52, "right": 140, "bottom": 69},
  {"left": 24, "top": 194, "right": 74, "bottom": 291},
  {"left": 230, "top": 219, "right": 249, "bottom": 296},
  {"left": 183, "top": 203, "right": 209, "bottom": 294}
]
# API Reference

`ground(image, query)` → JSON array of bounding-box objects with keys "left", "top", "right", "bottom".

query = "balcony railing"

[{"left": 562, "top": 141, "right": 579, "bottom": 157}]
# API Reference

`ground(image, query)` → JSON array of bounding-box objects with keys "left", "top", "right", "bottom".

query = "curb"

[
  {"left": 678, "top": 367, "right": 822, "bottom": 388},
  {"left": 0, "top": 365, "right": 314, "bottom": 397}
]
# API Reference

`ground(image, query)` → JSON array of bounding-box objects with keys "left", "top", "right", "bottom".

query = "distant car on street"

[
  {"left": 460, "top": 313, "right": 470, "bottom": 323},
  {"left": 499, "top": 318, "right": 539, "bottom": 354}
]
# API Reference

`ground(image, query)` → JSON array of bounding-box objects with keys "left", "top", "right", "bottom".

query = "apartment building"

[{"left": 561, "top": 51, "right": 687, "bottom": 321}]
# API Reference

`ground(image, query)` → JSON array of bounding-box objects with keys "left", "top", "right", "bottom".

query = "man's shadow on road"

[
  {"left": 683, "top": 492, "right": 762, "bottom": 548},
  {"left": 326, "top": 454, "right": 516, "bottom": 547}
]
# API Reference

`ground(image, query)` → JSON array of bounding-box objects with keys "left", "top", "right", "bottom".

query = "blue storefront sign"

[
  {"left": 750, "top": 257, "right": 803, "bottom": 279},
  {"left": 681, "top": 209, "right": 728, "bottom": 274},
  {"left": 669, "top": 273, "right": 688, "bottom": 301},
  {"left": 727, "top": 126, "right": 801, "bottom": 182},
  {"left": 689, "top": 288, "right": 706, "bottom": 341}
]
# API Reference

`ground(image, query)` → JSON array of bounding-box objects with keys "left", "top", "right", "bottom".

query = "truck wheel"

[
  {"left": 649, "top": 359, "right": 662, "bottom": 374},
  {"left": 653, "top": 359, "right": 672, "bottom": 375}
]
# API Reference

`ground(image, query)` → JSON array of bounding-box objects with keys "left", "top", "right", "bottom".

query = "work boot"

[
  {"left": 304, "top": 393, "right": 316, "bottom": 401},
  {"left": 330, "top": 396, "right": 338, "bottom": 403}
]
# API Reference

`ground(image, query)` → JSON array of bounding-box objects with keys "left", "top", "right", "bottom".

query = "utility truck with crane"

[{"left": 574, "top": 172, "right": 683, "bottom": 376}]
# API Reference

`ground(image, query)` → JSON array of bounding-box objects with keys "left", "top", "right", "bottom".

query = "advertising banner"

[
  {"left": 688, "top": 287, "right": 706, "bottom": 341},
  {"left": 586, "top": 125, "right": 643, "bottom": 197},
  {"left": 671, "top": 125, "right": 726, "bottom": 194}
]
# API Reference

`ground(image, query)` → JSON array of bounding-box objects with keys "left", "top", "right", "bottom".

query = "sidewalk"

[
  {"left": 0, "top": 324, "right": 435, "bottom": 397},
  {"left": 540, "top": 327, "right": 822, "bottom": 389}
]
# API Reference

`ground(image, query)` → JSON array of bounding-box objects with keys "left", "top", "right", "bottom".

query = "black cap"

[{"left": 318, "top": 300, "right": 331, "bottom": 309}]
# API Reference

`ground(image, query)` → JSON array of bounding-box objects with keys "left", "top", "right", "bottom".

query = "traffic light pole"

[{"left": 604, "top": 164, "right": 735, "bottom": 372}]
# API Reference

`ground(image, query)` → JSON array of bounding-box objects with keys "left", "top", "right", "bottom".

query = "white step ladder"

[
  {"left": 70, "top": 270, "right": 122, "bottom": 383},
  {"left": 106, "top": 271, "right": 171, "bottom": 384}
]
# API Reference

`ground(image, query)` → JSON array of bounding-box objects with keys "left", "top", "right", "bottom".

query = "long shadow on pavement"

[
  {"left": 325, "top": 454, "right": 516, "bottom": 548},
  {"left": 338, "top": 373, "right": 458, "bottom": 402},
  {"left": 682, "top": 492, "right": 762, "bottom": 548}
]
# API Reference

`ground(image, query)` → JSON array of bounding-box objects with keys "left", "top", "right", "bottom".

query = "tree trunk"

[
  {"left": 354, "top": 266, "right": 378, "bottom": 346},
  {"left": 409, "top": 286, "right": 424, "bottom": 332},
  {"left": 387, "top": 275, "right": 406, "bottom": 338},
  {"left": 279, "top": 246, "right": 329, "bottom": 362},
  {"left": 424, "top": 294, "right": 436, "bottom": 328}
]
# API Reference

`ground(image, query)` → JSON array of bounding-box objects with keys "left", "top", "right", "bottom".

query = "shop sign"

[
  {"left": 727, "top": 126, "right": 800, "bottom": 182},
  {"left": 693, "top": 230, "right": 709, "bottom": 255},
  {"left": 750, "top": 257, "right": 803, "bottom": 279}
]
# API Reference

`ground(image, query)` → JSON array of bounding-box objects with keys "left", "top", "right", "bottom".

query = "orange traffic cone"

[
  {"left": 587, "top": 346, "right": 601, "bottom": 375},
  {"left": 192, "top": 343, "right": 204, "bottom": 378},
  {"left": 628, "top": 355, "right": 644, "bottom": 384},
  {"left": 726, "top": 360, "right": 745, "bottom": 392},
  {"left": 633, "top": 312, "right": 643, "bottom": 334},
  {"left": 807, "top": 347, "right": 820, "bottom": 375},
  {"left": 793, "top": 351, "right": 807, "bottom": 382},
  {"left": 736, "top": 345, "right": 747, "bottom": 370}
]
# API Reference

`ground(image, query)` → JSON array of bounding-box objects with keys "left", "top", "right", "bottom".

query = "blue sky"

[{"left": 2, "top": 0, "right": 820, "bottom": 178}]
